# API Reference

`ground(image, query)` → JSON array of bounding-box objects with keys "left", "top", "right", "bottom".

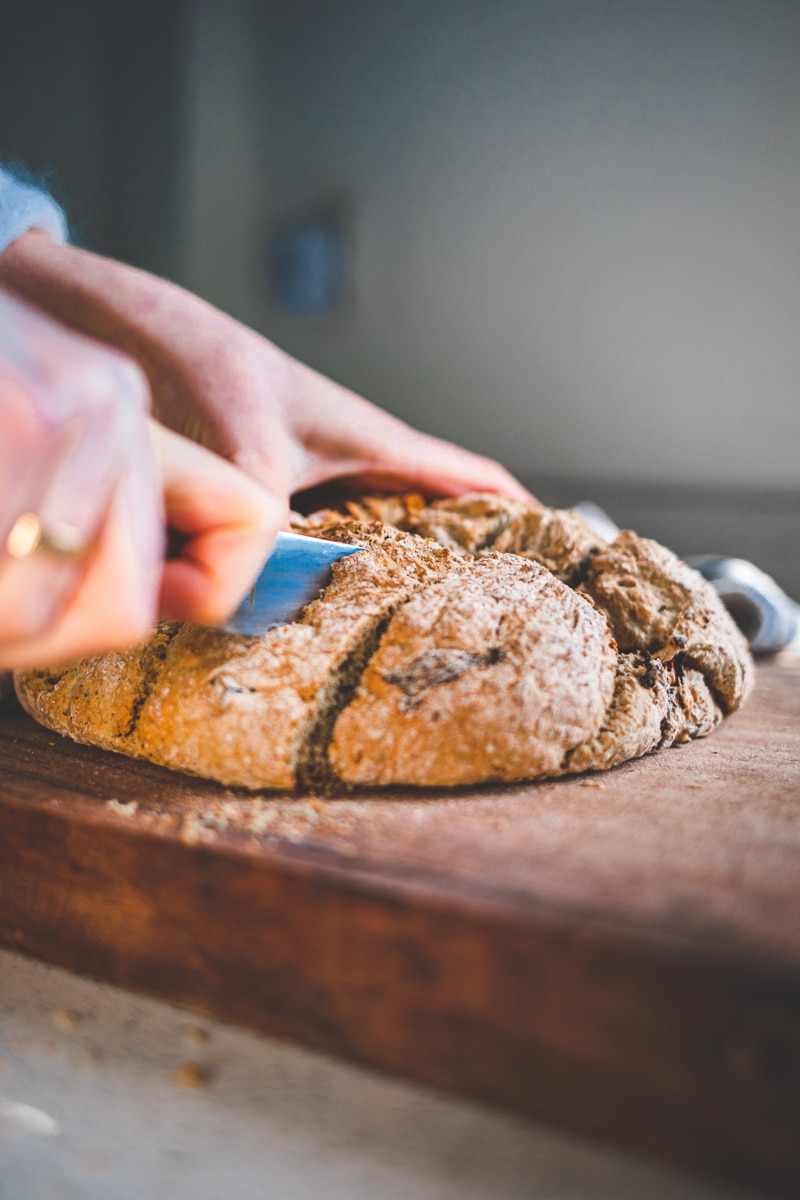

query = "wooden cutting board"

[{"left": 1, "top": 657, "right": 798, "bottom": 1191}]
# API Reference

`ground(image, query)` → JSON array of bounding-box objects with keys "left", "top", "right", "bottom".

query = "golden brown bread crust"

[
  {"left": 15, "top": 523, "right": 468, "bottom": 789},
  {"left": 559, "top": 654, "right": 722, "bottom": 776},
  {"left": 14, "top": 494, "right": 753, "bottom": 790},
  {"left": 330, "top": 556, "right": 617, "bottom": 786},
  {"left": 579, "top": 529, "right": 752, "bottom": 713}
]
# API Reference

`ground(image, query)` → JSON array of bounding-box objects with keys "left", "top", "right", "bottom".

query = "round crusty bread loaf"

[{"left": 14, "top": 495, "right": 753, "bottom": 790}]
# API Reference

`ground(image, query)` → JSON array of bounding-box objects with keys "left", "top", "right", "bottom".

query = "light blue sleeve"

[{"left": 0, "top": 165, "right": 69, "bottom": 255}]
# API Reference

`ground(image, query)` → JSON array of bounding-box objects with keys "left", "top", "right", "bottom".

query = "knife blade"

[{"left": 217, "top": 531, "right": 362, "bottom": 636}]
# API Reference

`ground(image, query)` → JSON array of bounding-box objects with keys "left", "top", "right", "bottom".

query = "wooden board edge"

[{"left": 1, "top": 794, "right": 799, "bottom": 1192}]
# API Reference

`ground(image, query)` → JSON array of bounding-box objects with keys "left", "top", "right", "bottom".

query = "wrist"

[
  {"left": 1, "top": 232, "right": 175, "bottom": 342},
  {"left": 0, "top": 232, "right": 226, "bottom": 375},
  {"left": 0, "top": 167, "right": 68, "bottom": 257}
]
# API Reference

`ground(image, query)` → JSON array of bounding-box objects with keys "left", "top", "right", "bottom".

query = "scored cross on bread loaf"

[{"left": 14, "top": 494, "right": 753, "bottom": 790}]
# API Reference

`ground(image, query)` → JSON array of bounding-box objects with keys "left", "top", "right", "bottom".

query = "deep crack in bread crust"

[
  {"left": 330, "top": 555, "right": 616, "bottom": 787},
  {"left": 14, "top": 495, "right": 753, "bottom": 790}
]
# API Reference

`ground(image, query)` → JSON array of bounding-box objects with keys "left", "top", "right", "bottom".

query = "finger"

[
  {"left": 284, "top": 364, "right": 535, "bottom": 502},
  {"left": 350, "top": 413, "right": 535, "bottom": 501},
  {"left": 0, "top": 292, "right": 153, "bottom": 549},
  {"left": 0, "top": 386, "right": 163, "bottom": 671},
  {"left": 347, "top": 437, "right": 535, "bottom": 501},
  {"left": 153, "top": 423, "right": 287, "bottom": 626},
  {"left": 308, "top": 423, "right": 535, "bottom": 502}
]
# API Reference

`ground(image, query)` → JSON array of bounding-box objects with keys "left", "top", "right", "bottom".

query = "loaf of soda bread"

[{"left": 14, "top": 494, "right": 752, "bottom": 790}]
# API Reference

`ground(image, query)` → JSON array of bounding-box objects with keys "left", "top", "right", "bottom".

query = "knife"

[{"left": 218, "top": 531, "right": 362, "bottom": 636}]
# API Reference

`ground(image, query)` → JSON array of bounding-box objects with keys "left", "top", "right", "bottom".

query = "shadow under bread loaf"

[{"left": 14, "top": 495, "right": 753, "bottom": 791}]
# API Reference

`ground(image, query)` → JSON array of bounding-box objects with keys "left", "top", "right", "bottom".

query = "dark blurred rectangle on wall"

[{"left": 0, "top": 0, "right": 185, "bottom": 277}]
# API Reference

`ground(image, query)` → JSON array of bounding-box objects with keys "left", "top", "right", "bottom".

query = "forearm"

[
  {"left": 1, "top": 234, "right": 229, "bottom": 432},
  {"left": 1, "top": 231, "right": 217, "bottom": 350},
  {"left": 0, "top": 231, "right": 301, "bottom": 471},
  {"left": 1, "top": 232, "right": 531, "bottom": 503},
  {"left": 0, "top": 233, "right": 406, "bottom": 491}
]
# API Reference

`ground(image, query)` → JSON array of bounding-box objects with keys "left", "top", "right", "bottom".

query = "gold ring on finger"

[{"left": 5, "top": 512, "right": 89, "bottom": 562}]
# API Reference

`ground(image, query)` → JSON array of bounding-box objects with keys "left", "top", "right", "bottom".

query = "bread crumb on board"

[
  {"left": 174, "top": 1062, "right": 212, "bottom": 1089},
  {"left": 52, "top": 1009, "right": 80, "bottom": 1032},
  {"left": 105, "top": 798, "right": 139, "bottom": 817}
]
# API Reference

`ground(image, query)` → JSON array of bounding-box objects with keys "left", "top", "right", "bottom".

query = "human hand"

[
  {"left": 0, "top": 291, "right": 281, "bottom": 670},
  {"left": 0, "top": 233, "right": 533, "bottom": 509}
]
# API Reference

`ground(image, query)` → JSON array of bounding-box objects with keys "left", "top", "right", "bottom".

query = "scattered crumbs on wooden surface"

[
  {"left": 165, "top": 795, "right": 367, "bottom": 849},
  {"left": 105, "top": 798, "right": 138, "bottom": 817},
  {"left": 202, "top": 811, "right": 228, "bottom": 830},
  {"left": 180, "top": 815, "right": 216, "bottom": 846},
  {"left": 174, "top": 1063, "right": 211, "bottom": 1089},
  {"left": 52, "top": 1010, "right": 80, "bottom": 1032},
  {"left": 580, "top": 780, "right": 605, "bottom": 789}
]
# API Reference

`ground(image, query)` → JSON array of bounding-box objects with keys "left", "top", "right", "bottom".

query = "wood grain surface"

[{"left": 1, "top": 657, "right": 798, "bottom": 1191}]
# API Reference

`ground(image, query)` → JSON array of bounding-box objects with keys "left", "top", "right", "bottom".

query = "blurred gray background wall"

[{"left": 1, "top": 0, "right": 798, "bottom": 590}]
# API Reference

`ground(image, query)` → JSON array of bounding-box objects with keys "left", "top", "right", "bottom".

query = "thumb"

[{"left": 152, "top": 421, "right": 288, "bottom": 626}]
